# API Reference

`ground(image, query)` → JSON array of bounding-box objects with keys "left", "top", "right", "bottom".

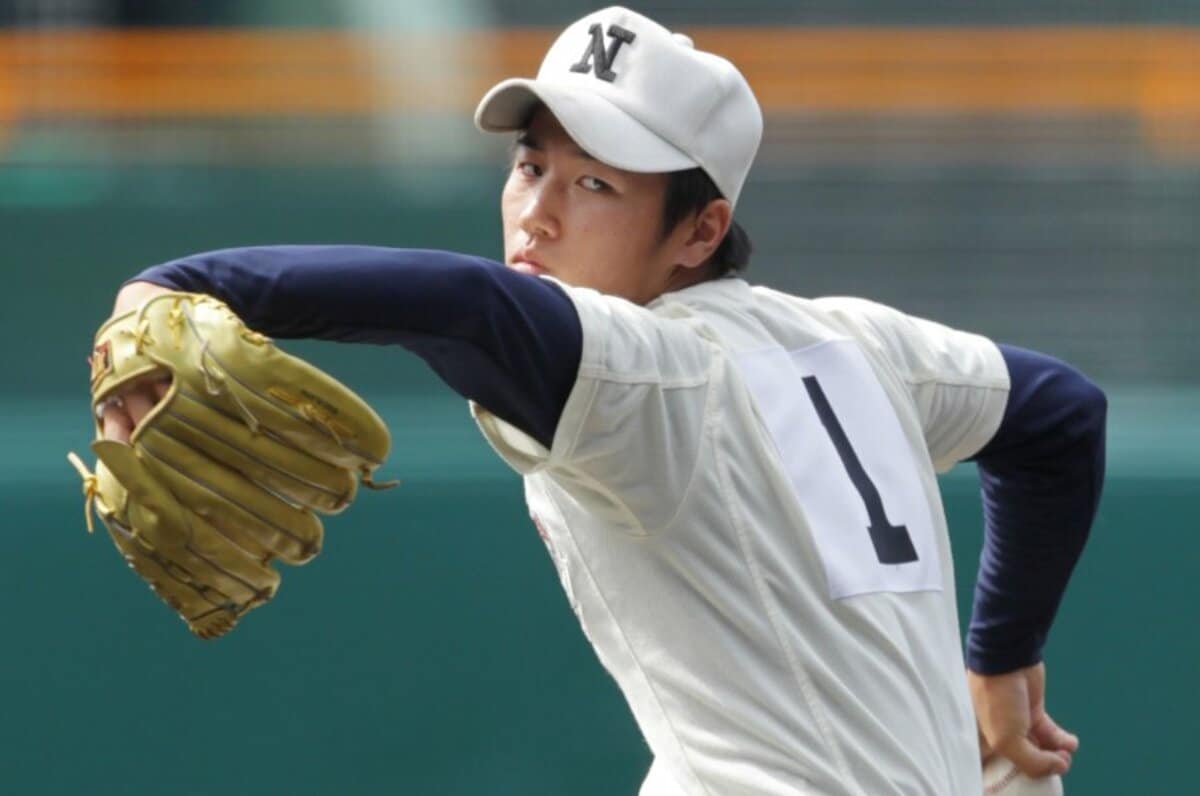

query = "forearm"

[
  {"left": 129, "top": 245, "right": 582, "bottom": 447},
  {"left": 133, "top": 246, "right": 525, "bottom": 342},
  {"left": 966, "top": 344, "right": 1107, "bottom": 674}
]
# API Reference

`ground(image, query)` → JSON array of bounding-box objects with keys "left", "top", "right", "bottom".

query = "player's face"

[{"left": 501, "top": 108, "right": 689, "bottom": 304}]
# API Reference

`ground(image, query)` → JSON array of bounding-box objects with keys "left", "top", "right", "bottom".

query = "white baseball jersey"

[{"left": 472, "top": 277, "right": 1009, "bottom": 795}]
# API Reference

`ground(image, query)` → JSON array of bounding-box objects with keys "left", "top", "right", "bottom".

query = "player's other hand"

[
  {"left": 95, "top": 282, "right": 175, "bottom": 443},
  {"left": 968, "top": 662, "right": 1078, "bottom": 779}
]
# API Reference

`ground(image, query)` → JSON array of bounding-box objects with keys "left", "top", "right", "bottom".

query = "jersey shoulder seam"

[
  {"left": 578, "top": 364, "right": 710, "bottom": 389},
  {"left": 903, "top": 374, "right": 1009, "bottom": 389}
]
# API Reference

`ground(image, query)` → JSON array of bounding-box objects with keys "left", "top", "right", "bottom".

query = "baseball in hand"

[{"left": 983, "top": 756, "right": 1064, "bottom": 796}]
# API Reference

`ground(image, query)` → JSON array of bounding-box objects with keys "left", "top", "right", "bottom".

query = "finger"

[
  {"left": 996, "top": 735, "right": 1070, "bottom": 778},
  {"left": 152, "top": 377, "right": 172, "bottom": 402},
  {"left": 978, "top": 727, "right": 993, "bottom": 762},
  {"left": 123, "top": 385, "right": 158, "bottom": 429},
  {"left": 101, "top": 403, "right": 134, "bottom": 443},
  {"left": 1032, "top": 712, "right": 1080, "bottom": 754}
]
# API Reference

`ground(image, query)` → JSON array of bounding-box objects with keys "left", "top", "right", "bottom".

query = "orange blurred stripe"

[{"left": 0, "top": 26, "right": 1197, "bottom": 120}]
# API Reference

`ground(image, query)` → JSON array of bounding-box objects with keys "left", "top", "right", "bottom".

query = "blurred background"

[{"left": 3, "top": 1, "right": 1197, "bottom": 793}]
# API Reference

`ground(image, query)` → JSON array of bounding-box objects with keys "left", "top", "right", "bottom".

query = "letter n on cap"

[{"left": 569, "top": 24, "right": 635, "bottom": 83}]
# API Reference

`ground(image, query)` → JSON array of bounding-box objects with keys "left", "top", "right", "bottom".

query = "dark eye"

[
  {"left": 580, "top": 175, "right": 611, "bottom": 193},
  {"left": 517, "top": 162, "right": 542, "bottom": 178}
]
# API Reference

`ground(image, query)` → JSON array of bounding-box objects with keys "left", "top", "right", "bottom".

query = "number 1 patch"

[{"left": 735, "top": 340, "right": 941, "bottom": 600}]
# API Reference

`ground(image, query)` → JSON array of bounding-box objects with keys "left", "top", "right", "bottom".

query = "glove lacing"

[
  {"left": 198, "top": 339, "right": 262, "bottom": 434},
  {"left": 66, "top": 452, "right": 98, "bottom": 534}
]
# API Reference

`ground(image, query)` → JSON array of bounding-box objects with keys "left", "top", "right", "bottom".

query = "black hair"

[{"left": 661, "top": 167, "right": 752, "bottom": 277}]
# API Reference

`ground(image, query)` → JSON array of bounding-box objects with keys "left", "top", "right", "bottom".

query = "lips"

[{"left": 510, "top": 252, "right": 547, "bottom": 276}]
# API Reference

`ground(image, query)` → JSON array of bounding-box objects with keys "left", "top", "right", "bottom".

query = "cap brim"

[{"left": 475, "top": 78, "right": 698, "bottom": 174}]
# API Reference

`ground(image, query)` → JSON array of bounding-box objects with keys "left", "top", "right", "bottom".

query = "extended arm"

[{"left": 129, "top": 245, "right": 583, "bottom": 449}]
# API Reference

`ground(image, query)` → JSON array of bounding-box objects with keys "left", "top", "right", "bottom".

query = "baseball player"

[{"left": 93, "top": 7, "right": 1104, "bottom": 794}]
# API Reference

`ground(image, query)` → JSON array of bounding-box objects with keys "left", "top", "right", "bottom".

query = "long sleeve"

[
  {"left": 132, "top": 245, "right": 582, "bottom": 449},
  {"left": 966, "top": 344, "right": 1107, "bottom": 674}
]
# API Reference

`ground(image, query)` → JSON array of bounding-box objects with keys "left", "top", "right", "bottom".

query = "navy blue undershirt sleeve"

[
  {"left": 966, "top": 344, "right": 1107, "bottom": 674},
  {"left": 131, "top": 245, "right": 582, "bottom": 449}
]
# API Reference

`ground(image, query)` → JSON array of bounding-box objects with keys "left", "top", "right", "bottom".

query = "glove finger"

[
  {"left": 97, "top": 484, "right": 279, "bottom": 611},
  {"left": 138, "top": 429, "right": 323, "bottom": 564},
  {"left": 178, "top": 334, "right": 390, "bottom": 471},
  {"left": 182, "top": 510, "right": 282, "bottom": 604},
  {"left": 103, "top": 514, "right": 248, "bottom": 639},
  {"left": 163, "top": 388, "right": 356, "bottom": 513}
]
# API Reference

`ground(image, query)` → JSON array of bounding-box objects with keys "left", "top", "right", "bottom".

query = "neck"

[{"left": 658, "top": 263, "right": 718, "bottom": 299}]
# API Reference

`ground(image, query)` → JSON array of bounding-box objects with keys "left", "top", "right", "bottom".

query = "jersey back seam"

[
  {"left": 544, "top": 488, "right": 717, "bottom": 796},
  {"left": 713, "top": 401, "right": 863, "bottom": 794}
]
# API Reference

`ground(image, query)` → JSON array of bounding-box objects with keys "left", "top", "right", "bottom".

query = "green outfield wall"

[{"left": 4, "top": 390, "right": 1197, "bottom": 794}]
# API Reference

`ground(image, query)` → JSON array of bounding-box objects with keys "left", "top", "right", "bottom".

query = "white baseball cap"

[{"left": 474, "top": 6, "right": 763, "bottom": 208}]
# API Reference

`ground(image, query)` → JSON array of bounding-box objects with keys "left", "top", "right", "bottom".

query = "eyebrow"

[
  {"left": 514, "top": 131, "right": 540, "bottom": 150},
  {"left": 514, "top": 130, "right": 597, "bottom": 162}
]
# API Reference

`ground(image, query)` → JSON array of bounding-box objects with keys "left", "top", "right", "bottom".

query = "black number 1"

[{"left": 802, "top": 376, "right": 919, "bottom": 565}]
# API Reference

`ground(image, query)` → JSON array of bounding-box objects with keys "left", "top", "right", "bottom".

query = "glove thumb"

[{"left": 91, "top": 439, "right": 189, "bottom": 550}]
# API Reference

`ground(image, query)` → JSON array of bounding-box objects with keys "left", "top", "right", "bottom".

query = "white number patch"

[{"left": 735, "top": 340, "right": 941, "bottom": 599}]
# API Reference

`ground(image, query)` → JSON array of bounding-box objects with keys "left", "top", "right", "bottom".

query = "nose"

[{"left": 517, "top": 179, "right": 561, "bottom": 241}]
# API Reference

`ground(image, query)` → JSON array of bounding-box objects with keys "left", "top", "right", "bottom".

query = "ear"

[{"left": 674, "top": 198, "right": 734, "bottom": 270}]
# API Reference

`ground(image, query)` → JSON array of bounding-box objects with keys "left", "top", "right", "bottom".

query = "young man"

[{"left": 100, "top": 8, "right": 1103, "bottom": 794}]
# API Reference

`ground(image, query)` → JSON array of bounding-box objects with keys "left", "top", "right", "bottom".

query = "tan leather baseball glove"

[{"left": 68, "top": 291, "right": 394, "bottom": 639}]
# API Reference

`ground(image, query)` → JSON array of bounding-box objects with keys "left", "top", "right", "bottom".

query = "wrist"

[{"left": 114, "top": 280, "right": 172, "bottom": 315}]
